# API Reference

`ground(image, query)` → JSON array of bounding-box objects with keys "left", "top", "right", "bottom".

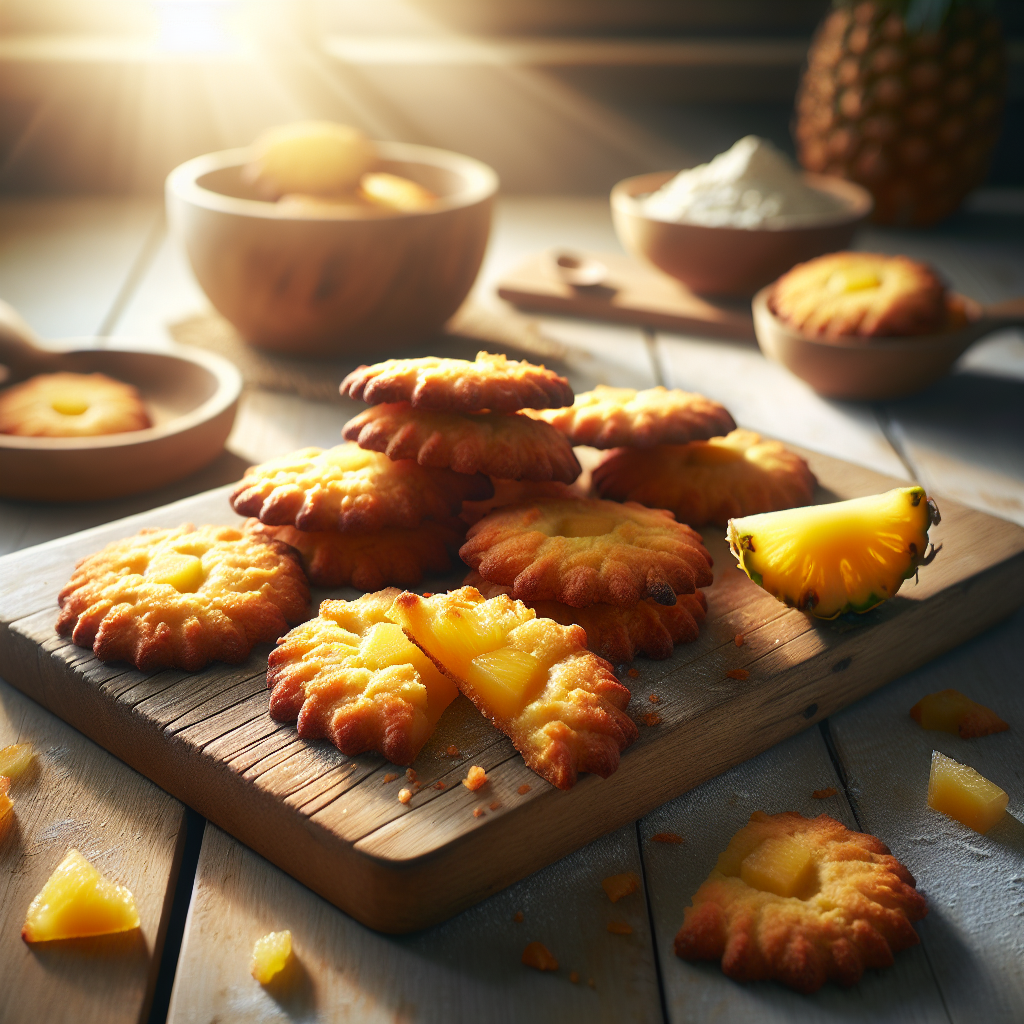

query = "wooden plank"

[
  {"left": 655, "top": 332, "right": 910, "bottom": 479},
  {"left": 167, "top": 821, "right": 663, "bottom": 1024},
  {"left": 0, "top": 675, "right": 187, "bottom": 1024},
  {"left": 0, "top": 197, "right": 160, "bottom": 339},
  {"left": 826, "top": 608, "right": 1024, "bottom": 1024},
  {"left": 0, "top": 447, "right": 1021, "bottom": 933},
  {"left": 639, "top": 726, "right": 951, "bottom": 1023}
]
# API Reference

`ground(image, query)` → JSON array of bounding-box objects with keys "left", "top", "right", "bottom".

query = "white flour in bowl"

[{"left": 642, "top": 136, "right": 848, "bottom": 229}]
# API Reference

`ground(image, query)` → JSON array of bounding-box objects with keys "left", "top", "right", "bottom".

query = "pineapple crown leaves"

[{"left": 833, "top": 0, "right": 995, "bottom": 32}]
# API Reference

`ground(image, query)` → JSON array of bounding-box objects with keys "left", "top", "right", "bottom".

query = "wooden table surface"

[{"left": 0, "top": 193, "right": 1021, "bottom": 1024}]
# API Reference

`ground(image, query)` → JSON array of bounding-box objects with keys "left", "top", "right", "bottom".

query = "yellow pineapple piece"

[
  {"left": 359, "top": 171, "right": 437, "bottom": 212},
  {"left": 740, "top": 836, "right": 817, "bottom": 898},
  {"left": 729, "top": 486, "right": 939, "bottom": 619},
  {"left": 388, "top": 587, "right": 637, "bottom": 790},
  {"left": 22, "top": 849, "right": 140, "bottom": 942},
  {"left": 0, "top": 742, "right": 35, "bottom": 779},
  {"left": 0, "top": 776, "right": 12, "bottom": 822},
  {"left": 145, "top": 552, "right": 205, "bottom": 592},
  {"left": 250, "top": 929, "right": 292, "bottom": 984},
  {"left": 50, "top": 395, "right": 90, "bottom": 416},
  {"left": 910, "top": 689, "right": 1009, "bottom": 739},
  {"left": 928, "top": 750, "right": 1007, "bottom": 834}
]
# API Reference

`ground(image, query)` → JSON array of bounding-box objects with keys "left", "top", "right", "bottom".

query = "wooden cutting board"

[
  {"left": 496, "top": 250, "right": 755, "bottom": 339},
  {"left": 0, "top": 450, "right": 1021, "bottom": 934}
]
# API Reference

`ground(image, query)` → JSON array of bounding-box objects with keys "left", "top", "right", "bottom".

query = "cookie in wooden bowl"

[
  {"left": 460, "top": 497, "right": 713, "bottom": 608},
  {"left": 526, "top": 385, "right": 735, "bottom": 449},
  {"left": 768, "top": 252, "right": 949, "bottom": 339},
  {"left": 267, "top": 589, "right": 458, "bottom": 765},
  {"left": 230, "top": 443, "right": 492, "bottom": 532},
  {"left": 340, "top": 351, "right": 573, "bottom": 414},
  {"left": 57, "top": 524, "right": 310, "bottom": 671},
  {"left": 593, "top": 429, "right": 816, "bottom": 527},
  {"left": 675, "top": 810, "right": 927, "bottom": 993},
  {"left": 388, "top": 586, "right": 637, "bottom": 789}
]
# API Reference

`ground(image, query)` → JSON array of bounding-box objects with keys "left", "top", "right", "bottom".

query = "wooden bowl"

[
  {"left": 166, "top": 142, "right": 498, "bottom": 356},
  {"left": 0, "top": 341, "right": 241, "bottom": 501},
  {"left": 751, "top": 288, "right": 1024, "bottom": 400},
  {"left": 611, "top": 170, "right": 872, "bottom": 296}
]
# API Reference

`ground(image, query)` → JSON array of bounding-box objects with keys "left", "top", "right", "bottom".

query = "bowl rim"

[
  {"left": 611, "top": 168, "right": 873, "bottom": 233},
  {"left": 0, "top": 340, "right": 242, "bottom": 452},
  {"left": 166, "top": 141, "right": 499, "bottom": 221},
  {"left": 751, "top": 286, "right": 987, "bottom": 351}
]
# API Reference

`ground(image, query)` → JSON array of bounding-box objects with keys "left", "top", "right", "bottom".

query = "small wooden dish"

[
  {"left": 752, "top": 288, "right": 1024, "bottom": 400},
  {"left": 166, "top": 142, "right": 498, "bottom": 356},
  {"left": 611, "top": 170, "right": 872, "bottom": 296},
  {"left": 0, "top": 322, "right": 242, "bottom": 501}
]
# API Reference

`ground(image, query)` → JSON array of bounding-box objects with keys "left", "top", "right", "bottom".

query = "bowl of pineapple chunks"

[{"left": 167, "top": 122, "right": 498, "bottom": 356}]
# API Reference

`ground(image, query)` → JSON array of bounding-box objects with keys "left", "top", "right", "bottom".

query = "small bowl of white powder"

[{"left": 611, "top": 136, "right": 871, "bottom": 296}]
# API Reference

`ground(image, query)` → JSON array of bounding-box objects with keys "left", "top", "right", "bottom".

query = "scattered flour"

[{"left": 642, "top": 135, "right": 848, "bottom": 229}]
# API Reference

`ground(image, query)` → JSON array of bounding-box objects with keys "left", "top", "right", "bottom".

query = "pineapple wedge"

[
  {"left": 928, "top": 750, "right": 1008, "bottom": 835},
  {"left": 22, "top": 849, "right": 140, "bottom": 942},
  {"left": 728, "top": 486, "right": 939, "bottom": 619}
]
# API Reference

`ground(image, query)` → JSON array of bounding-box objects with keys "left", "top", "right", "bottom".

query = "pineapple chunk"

[
  {"left": 0, "top": 776, "right": 12, "bottom": 822},
  {"left": 22, "top": 849, "right": 140, "bottom": 942},
  {"left": 910, "top": 689, "right": 1009, "bottom": 739},
  {"left": 50, "top": 395, "right": 90, "bottom": 416},
  {"left": 928, "top": 750, "right": 1007, "bottom": 834},
  {"left": 728, "top": 485, "right": 939, "bottom": 619},
  {"left": 360, "top": 622, "right": 422, "bottom": 671},
  {"left": 554, "top": 513, "right": 615, "bottom": 538},
  {"left": 740, "top": 836, "right": 817, "bottom": 898},
  {"left": 0, "top": 742, "right": 34, "bottom": 779},
  {"left": 359, "top": 171, "right": 436, "bottom": 212},
  {"left": 466, "top": 647, "right": 544, "bottom": 720},
  {"left": 145, "top": 552, "right": 204, "bottom": 592},
  {"left": 251, "top": 929, "right": 292, "bottom": 984}
]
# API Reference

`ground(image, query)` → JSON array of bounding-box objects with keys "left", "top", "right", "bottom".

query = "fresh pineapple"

[
  {"left": 0, "top": 776, "right": 12, "bottom": 822},
  {"left": 22, "top": 849, "right": 140, "bottom": 942},
  {"left": 0, "top": 742, "right": 34, "bottom": 779},
  {"left": 740, "top": 836, "right": 817, "bottom": 899},
  {"left": 728, "top": 485, "right": 940, "bottom": 619},
  {"left": 928, "top": 750, "right": 1007, "bottom": 833},
  {"left": 910, "top": 688, "right": 1009, "bottom": 738},
  {"left": 251, "top": 930, "right": 292, "bottom": 984},
  {"left": 794, "top": 0, "right": 1006, "bottom": 226}
]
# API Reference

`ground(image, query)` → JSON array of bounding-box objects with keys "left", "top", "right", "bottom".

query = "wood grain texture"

[
  {"left": 827, "top": 608, "right": 1024, "bottom": 1024},
  {"left": 639, "top": 726, "right": 951, "bottom": 1023},
  {"left": 0, "top": 676, "right": 186, "bottom": 1024},
  {"left": 167, "top": 821, "right": 662, "bottom": 1024},
  {"left": 0, "top": 447, "right": 1020, "bottom": 933}
]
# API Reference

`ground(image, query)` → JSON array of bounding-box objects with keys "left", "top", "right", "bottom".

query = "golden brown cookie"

[
  {"left": 0, "top": 372, "right": 151, "bottom": 437},
  {"left": 57, "top": 525, "right": 309, "bottom": 672},
  {"left": 593, "top": 429, "right": 817, "bottom": 527},
  {"left": 267, "top": 589, "right": 458, "bottom": 765},
  {"left": 460, "top": 478, "right": 582, "bottom": 526},
  {"left": 388, "top": 587, "right": 638, "bottom": 789},
  {"left": 340, "top": 351, "right": 573, "bottom": 413},
  {"left": 674, "top": 811, "right": 927, "bottom": 994},
  {"left": 247, "top": 517, "right": 465, "bottom": 589},
  {"left": 465, "top": 571, "right": 707, "bottom": 662},
  {"left": 527, "top": 385, "right": 736, "bottom": 449},
  {"left": 230, "top": 444, "right": 492, "bottom": 532},
  {"left": 461, "top": 497, "right": 713, "bottom": 608},
  {"left": 769, "top": 252, "right": 948, "bottom": 338},
  {"left": 343, "top": 403, "right": 581, "bottom": 484}
]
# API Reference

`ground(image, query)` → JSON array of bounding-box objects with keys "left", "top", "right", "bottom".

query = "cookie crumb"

[
  {"left": 446, "top": 745, "right": 461, "bottom": 757},
  {"left": 513, "top": 911, "right": 524, "bottom": 923},
  {"left": 398, "top": 788, "right": 412, "bottom": 804},
  {"left": 406, "top": 768, "right": 417, "bottom": 782},
  {"left": 627, "top": 668, "right": 639, "bottom": 678},
  {"left": 522, "top": 941, "right": 558, "bottom": 971},
  {"left": 735, "top": 633, "right": 745, "bottom": 647},
  {"left": 489, "top": 800, "right": 502, "bottom": 811},
  {"left": 726, "top": 668, "right": 750, "bottom": 680},
  {"left": 607, "top": 921, "right": 633, "bottom": 935},
  {"left": 422, "top": 593, "right": 433, "bottom": 598},
  {"left": 463, "top": 765, "right": 487, "bottom": 791},
  {"left": 813, "top": 786, "right": 838, "bottom": 799},
  {"left": 641, "top": 712, "right": 662, "bottom": 727},
  {"left": 648, "top": 694, "right": 661, "bottom": 704},
  {"left": 651, "top": 832, "right": 684, "bottom": 844},
  {"left": 569, "top": 971, "right": 580, "bottom": 984},
  {"left": 433, "top": 780, "right": 446, "bottom": 790},
  {"left": 473, "top": 807, "right": 485, "bottom": 818},
  {"left": 382, "top": 773, "right": 399, "bottom": 784},
  {"left": 602, "top": 872, "right": 640, "bottom": 903},
  {"left": 518, "top": 784, "right": 532, "bottom": 795}
]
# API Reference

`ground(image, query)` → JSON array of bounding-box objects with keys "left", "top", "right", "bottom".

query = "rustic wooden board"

[
  {"left": 0, "top": 451, "right": 1021, "bottom": 934},
  {"left": 497, "top": 250, "right": 754, "bottom": 339}
]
